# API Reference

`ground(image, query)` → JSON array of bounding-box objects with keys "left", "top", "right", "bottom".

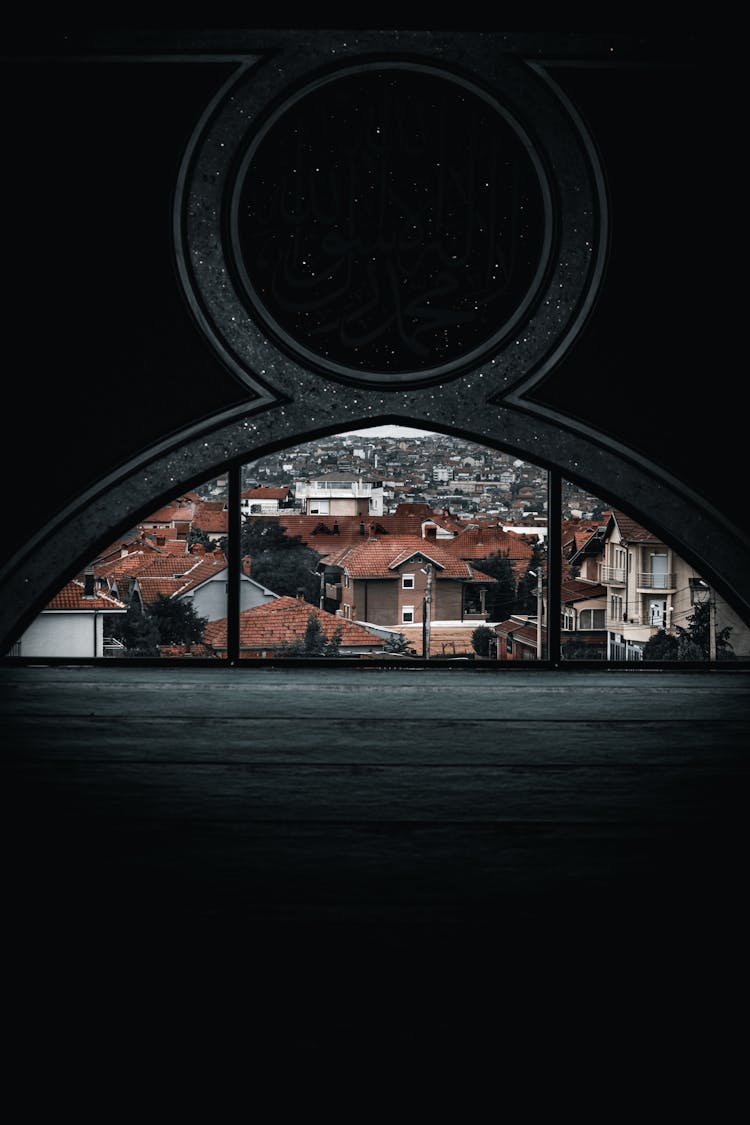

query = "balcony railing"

[
  {"left": 598, "top": 564, "right": 627, "bottom": 584},
  {"left": 637, "top": 572, "right": 676, "bottom": 589}
]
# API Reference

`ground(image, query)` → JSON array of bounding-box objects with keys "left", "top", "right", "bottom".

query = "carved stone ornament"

[{"left": 174, "top": 33, "right": 606, "bottom": 401}]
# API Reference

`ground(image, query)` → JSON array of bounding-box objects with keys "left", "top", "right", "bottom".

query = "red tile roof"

[
  {"left": 203, "top": 596, "right": 385, "bottom": 653},
  {"left": 323, "top": 536, "right": 492, "bottom": 580},
  {"left": 46, "top": 580, "right": 127, "bottom": 611},
  {"left": 493, "top": 618, "right": 547, "bottom": 645},
  {"left": 265, "top": 512, "right": 460, "bottom": 556},
  {"left": 241, "top": 486, "right": 292, "bottom": 500},
  {"left": 611, "top": 509, "right": 661, "bottom": 543},
  {"left": 560, "top": 579, "right": 607, "bottom": 603},
  {"left": 443, "top": 525, "right": 534, "bottom": 561},
  {"left": 135, "top": 578, "right": 189, "bottom": 605},
  {"left": 191, "top": 508, "right": 229, "bottom": 533}
]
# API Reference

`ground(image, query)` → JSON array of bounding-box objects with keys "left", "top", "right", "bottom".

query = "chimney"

[
  {"left": 242, "top": 555, "right": 251, "bottom": 577},
  {"left": 83, "top": 567, "right": 96, "bottom": 599},
  {"left": 296, "top": 587, "right": 306, "bottom": 600}
]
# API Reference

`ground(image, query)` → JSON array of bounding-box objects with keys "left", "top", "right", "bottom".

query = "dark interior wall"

[{"left": 2, "top": 30, "right": 741, "bottom": 637}]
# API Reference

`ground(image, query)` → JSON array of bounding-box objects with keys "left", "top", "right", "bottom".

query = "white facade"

[
  {"left": 599, "top": 522, "right": 750, "bottom": 659},
  {"left": 179, "top": 571, "right": 278, "bottom": 621},
  {"left": 295, "top": 474, "right": 384, "bottom": 517},
  {"left": 18, "top": 610, "right": 118, "bottom": 658}
]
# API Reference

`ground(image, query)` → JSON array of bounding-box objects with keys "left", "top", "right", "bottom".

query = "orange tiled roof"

[
  {"left": 203, "top": 596, "right": 385, "bottom": 652},
  {"left": 561, "top": 578, "right": 607, "bottom": 603},
  {"left": 493, "top": 618, "right": 547, "bottom": 644},
  {"left": 611, "top": 509, "right": 661, "bottom": 543},
  {"left": 323, "top": 536, "right": 493, "bottom": 580},
  {"left": 241, "top": 486, "right": 292, "bottom": 500},
  {"left": 272, "top": 512, "right": 458, "bottom": 545},
  {"left": 46, "top": 580, "right": 127, "bottom": 611},
  {"left": 135, "top": 578, "right": 189, "bottom": 605},
  {"left": 191, "top": 508, "right": 229, "bottom": 533},
  {"left": 443, "top": 525, "right": 534, "bottom": 560}
]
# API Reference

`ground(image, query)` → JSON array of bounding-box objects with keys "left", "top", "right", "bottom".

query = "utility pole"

[
  {"left": 423, "top": 563, "right": 433, "bottom": 659},
  {"left": 529, "top": 567, "right": 543, "bottom": 660}
]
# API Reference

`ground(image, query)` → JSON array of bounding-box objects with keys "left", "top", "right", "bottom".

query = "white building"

[
  {"left": 295, "top": 473, "right": 384, "bottom": 517},
  {"left": 15, "top": 578, "right": 127, "bottom": 658},
  {"left": 573, "top": 509, "right": 750, "bottom": 660}
]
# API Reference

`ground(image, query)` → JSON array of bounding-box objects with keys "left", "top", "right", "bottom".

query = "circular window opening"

[{"left": 230, "top": 63, "right": 550, "bottom": 385}]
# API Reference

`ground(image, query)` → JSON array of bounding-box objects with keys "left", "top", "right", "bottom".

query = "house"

[
  {"left": 202, "top": 595, "right": 388, "bottom": 658},
  {"left": 13, "top": 577, "right": 127, "bottom": 658},
  {"left": 493, "top": 617, "right": 547, "bottom": 661},
  {"left": 190, "top": 501, "right": 229, "bottom": 542},
  {"left": 559, "top": 577, "right": 608, "bottom": 659},
  {"left": 125, "top": 551, "right": 277, "bottom": 620},
  {"left": 295, "top": 472, "right": 384, "bottom": 517},
  {"left": 441, "top": 523, "right": 534, "bottom": 584},
  {"left": 320, "top": 536, "right": 497, "bottom": 629},
  {"left": 572, "top": 509, "right": 750, "bottom": 660},
  {"left": 240, "top": 485, "right": 296, "bottom": 516}
]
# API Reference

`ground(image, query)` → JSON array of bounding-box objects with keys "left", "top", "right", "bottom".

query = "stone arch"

[{"left": 3, "top": 398, "right": 748, "bottom": 654}]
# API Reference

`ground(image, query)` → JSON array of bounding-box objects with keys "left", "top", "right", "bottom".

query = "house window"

[
  {"left": 579, "top": 609, "right": 605, "bottom": 630},
  {"left": 402, "top": 573, "right": 415, "bottom": 589},
  {"left": 610, "top": 595, "right": 623, "bottom": 621},
  {"left": 402, "top": 605, "right": 414, "bottom": 624},
  {"left": 344, "top": 574, "right": 350, "bottom": 589},
  {"left": 562, "top": 608, "right": 575, "bottom": 631}
]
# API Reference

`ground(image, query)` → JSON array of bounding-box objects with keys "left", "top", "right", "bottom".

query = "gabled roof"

[
  {"left": 191, "top": 508, "right": 229, "bottom": 533},
  {"left": 241, "top": 486, "right": 292, "bottom": 500},
  {"left": 258, "top": 513, "right": 459, "bottom": 557},
  {"left": 46, "top": 580, "right": 127, "bottom": 612},
  {"left": 139, "top": 504, "right": 195, "bottom": 524},
  {"left": 560, "top": 578, "right": 607, "bottom": 603},
  {"left": 610, "top": 509, "right": 661, "bottom": 544},
  {"left": 493, "top": 618, "right": 547, "bottom": 644},
  {"left": 323, "top": 536, "right": 495, "bottom": 580},
  {"left": 442, "top": 525, "right": 534, "bottom": 560},
  {"left": 203, "top": 596, "right": 384, "bottom": 651}
]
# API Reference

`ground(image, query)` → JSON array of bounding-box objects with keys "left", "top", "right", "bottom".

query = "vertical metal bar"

[
  {"left": 547, "top": 468, "right": 562, "bottom": 665},
  {"left": 227, "top": 463, "right": 241, "bottom": 664}
]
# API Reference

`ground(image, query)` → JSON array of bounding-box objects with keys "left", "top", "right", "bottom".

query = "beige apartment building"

[{"left": 571, "top": 510, "right": 750, "bottom": 660}]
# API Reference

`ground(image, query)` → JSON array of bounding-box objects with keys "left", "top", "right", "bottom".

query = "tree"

[
  {"left": 241, "top": 517, "right": 322, "bottom": 604},
  {"left": 642, "top": 602, "right": 734, "bottom": 662},
  {"left": 149, "top": 595, "right": 208, "bottom": 645},
  {"left": 642, "top": 629, "right": 679, "bottom": 660},
  {"left": 475, "top": 553, "right": 517, "bottom": 620},
  {"left": 188, "top": 526, "right": 214, "bottom": 553},
  {"left": 384, "top": 632, "right": 412, "bottom": 655},
  {"left": 471, "top": 625, "right": 496, "bottom": 657},
  {"left": 115, "top": 602, "right": 161, "bottom": 657},
  {"left": 323, "top": 623, "right": 343, "bottom": 656},
  {"left": 277, "top": 610, "right": 341, "bottom": 657},
  {"left": 677, "top": 601, "right": 734, "bottom": 660}
]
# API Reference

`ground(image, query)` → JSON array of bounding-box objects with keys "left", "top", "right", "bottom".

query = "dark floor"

[{"left": 3, "top": 664, "right": 749, "bottom": 1063}]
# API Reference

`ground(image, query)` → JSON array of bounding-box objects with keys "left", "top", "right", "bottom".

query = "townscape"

[{"left": 13, "top": 430, "right": 749, "bottom": 662}]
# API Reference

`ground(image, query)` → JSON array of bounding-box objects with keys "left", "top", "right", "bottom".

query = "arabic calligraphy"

[{"left": 234, "top": 68, "right": 545, "bottom": 374}]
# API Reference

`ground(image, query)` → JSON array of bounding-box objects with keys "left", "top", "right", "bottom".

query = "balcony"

[
  {"left": 598, "top": 564, "right": 626, "bottom": 584},
  {"left": 637, "top": 572, "right": 676, "bottom": 591}
]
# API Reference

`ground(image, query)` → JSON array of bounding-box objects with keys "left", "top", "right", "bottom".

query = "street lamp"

[{"left": 689, "top": 578, "right": 716, "bottom": 661}]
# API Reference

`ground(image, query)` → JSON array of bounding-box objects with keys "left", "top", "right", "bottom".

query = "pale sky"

[{"left": 342, "top": 425, "right": 435, "bottom": 437}]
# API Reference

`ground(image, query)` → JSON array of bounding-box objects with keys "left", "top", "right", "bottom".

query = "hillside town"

[{"left": 11, "top": 431, "right": 750, "bottom": 662}]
